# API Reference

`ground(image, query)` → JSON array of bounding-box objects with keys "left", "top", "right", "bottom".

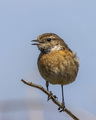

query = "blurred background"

[{"left": 0, "top": 0, "right": 96, "bottom": 120}]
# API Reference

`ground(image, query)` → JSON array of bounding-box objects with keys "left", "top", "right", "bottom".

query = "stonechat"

[{"left": 32, "top": 33, "right": 79, "bottom": 111}]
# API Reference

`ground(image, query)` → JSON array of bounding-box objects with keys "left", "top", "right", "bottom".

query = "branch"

[{"left": 21, "top": 79, "right": 80, "bottom": 120}]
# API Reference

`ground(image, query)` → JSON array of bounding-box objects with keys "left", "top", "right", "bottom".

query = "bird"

[{"left": 32, "top": 33, "right": 79, "bottom": 111}]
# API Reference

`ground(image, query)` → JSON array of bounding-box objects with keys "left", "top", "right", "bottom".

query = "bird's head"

[{"left": 32, "top": 33, "right": 70, "bottom": 54}]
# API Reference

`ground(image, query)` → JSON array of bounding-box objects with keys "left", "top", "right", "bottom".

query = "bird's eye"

[{"left": 47, "top": 38, "right": 51, "bottom": 42}]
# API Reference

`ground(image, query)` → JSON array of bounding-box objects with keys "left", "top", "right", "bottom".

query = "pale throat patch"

[{"left": 51, "top": 45, "right": 61, "bottom": 51}]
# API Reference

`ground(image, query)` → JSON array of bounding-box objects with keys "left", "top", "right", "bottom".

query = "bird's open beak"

[{"left": 31, "top": 40, "right": 40, "bottom": 45}]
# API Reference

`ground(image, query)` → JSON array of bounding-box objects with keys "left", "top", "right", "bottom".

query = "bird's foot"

[
  {"left": 47, "top": 91, "right": 58, "bottom": 101},
  {"left": 47, "top": 91, "right": 53, "bottom": 101},
  {"left": 58, "top": 102, "right": 65, "bottom": 112}
]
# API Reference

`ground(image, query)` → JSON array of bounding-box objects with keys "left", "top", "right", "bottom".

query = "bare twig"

[{"left": 21, "top": 79, "right": 80, "bottom": 120}]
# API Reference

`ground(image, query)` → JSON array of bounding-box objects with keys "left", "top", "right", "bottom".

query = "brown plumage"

[
  {"left": 32, "top": 33, "right": 79, "bottom": 111},
  {"left": 38, "top": 49, "right": 79, "bottom": 85}
]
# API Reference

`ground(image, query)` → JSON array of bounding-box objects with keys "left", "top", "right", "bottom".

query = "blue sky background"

[{"left": 0, "top": 0, "right": 96, "bottom": 120}]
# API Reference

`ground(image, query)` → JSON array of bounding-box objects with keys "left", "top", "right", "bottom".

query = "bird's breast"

[{"left": 38, "top": 49, "right": 79, "bottom": 85}]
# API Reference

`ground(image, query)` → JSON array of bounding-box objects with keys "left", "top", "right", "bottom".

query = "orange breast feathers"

[
  {"left": 38, "top": 49, "right": 79, "bottom": 74},
  {"left": 38, "top": 49, "right": 79, "bottom": 85}
]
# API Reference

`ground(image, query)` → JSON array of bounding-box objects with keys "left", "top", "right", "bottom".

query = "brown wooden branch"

[{"left": 21, "top": 79, "right": 80, "bottom": 120}]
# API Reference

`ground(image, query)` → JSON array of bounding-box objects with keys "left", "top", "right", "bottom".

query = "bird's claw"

[
  {"left": 58, "top": 102, "right": 65, "bottom": 112},
  {"left": 47, "top": 91, "right": 58, "bottom": 101},
  {"left": 47, "top": 91, "right": 53, "bottom": 101},
  {"left": 53, "top": 95, "right": 58, "bottom": 100},
  {"left": 58, "top": 107, "right": 65, "bottom": 112}
]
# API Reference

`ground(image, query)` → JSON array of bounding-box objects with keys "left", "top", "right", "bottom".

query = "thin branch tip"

[{"left": 21, "top": 79, "right": 24, "bottom": 82}]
